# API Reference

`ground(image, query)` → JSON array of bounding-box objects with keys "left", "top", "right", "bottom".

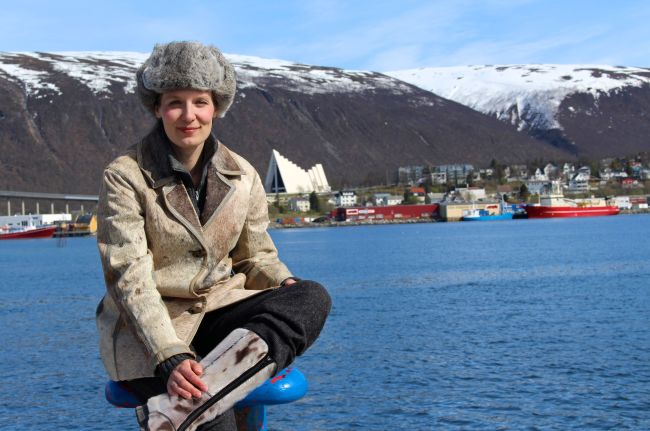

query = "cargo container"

[{"left": 332, "top": 204, "right": 439, "bottom": 222}]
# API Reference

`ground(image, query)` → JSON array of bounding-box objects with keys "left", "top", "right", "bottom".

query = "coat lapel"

[
  {"left": 200, "top": 141, "right": 244, "bottom": 228},
  {"left": 137, "top": 124, "right": 204, "bottom": 243},
  {"left": 164, "top": 183, "right": 202, "bottom": 232}
]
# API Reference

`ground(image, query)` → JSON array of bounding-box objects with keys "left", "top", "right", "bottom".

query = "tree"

[
  {"left": 519, "top": 183, "right": 530, "bottom": 203},
  {"left": 309, "top": 191, "right": 320, "bottom": 212}
]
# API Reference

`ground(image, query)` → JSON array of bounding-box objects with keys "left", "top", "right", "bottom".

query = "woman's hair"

[{"left": 136, "top": 41, "right": 236, "bottom": 118}]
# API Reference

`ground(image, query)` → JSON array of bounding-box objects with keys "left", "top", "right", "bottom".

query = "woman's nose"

[{"left": 181, "top": 103, "right": 196, "bottom": 121}]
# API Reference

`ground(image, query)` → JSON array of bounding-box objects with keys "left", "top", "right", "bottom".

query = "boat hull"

[
  {"left": 462, "top": 213, "right": 514, "bottom": 221},
  {"left": 0, "top": 226, "right": 57, "bottom": 239},
  {"left": 525, "top": 205, "right": 620, "bottom": 218}
]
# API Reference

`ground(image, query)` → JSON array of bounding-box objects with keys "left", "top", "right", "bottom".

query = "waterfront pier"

[{"left": 0, "top": 190, "right": 98, "bottom": 216}]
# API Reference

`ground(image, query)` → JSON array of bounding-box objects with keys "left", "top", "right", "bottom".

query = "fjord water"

[{"left": 1, "top": 215, "right": 649, "bottom": 430}]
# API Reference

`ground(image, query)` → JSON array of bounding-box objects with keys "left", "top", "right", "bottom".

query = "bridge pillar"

[
  {"left": 21, "top": 200, "right": 25, "bottom": 215},
  {"left": 51, "top": 202, "right": 54, "bottom": 214},
  {"left": 36, "top": 202, "right": 40, "bottom": 214}
]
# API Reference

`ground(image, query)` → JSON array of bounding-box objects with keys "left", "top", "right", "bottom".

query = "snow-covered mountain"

[
  {"left": 0, "top": 51, "right": 414, "bottom": 99},
  {"left": 0, "top": 50, "right": 575, "bottom": 194},
  {"left": 387, "top": 64, "right": 650, "bottom": 146},
  {"left": 0, "top": 51, "right": 648, "bottom": 194}
]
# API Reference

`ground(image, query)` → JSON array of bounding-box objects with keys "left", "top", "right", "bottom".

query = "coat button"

[
  {"left": 190, "top": 249, "right": 206, "bottom": 257},
  {"left": 189, "top": 302, "right": 204, "bottom": 314}
]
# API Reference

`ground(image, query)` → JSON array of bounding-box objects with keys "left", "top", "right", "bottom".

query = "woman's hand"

[{"left": 167, "top": 359, "right": 208, "bottom": 399}]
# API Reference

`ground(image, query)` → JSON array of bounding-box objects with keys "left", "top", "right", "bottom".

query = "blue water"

[{"left": 1, "top": 215, "right": 649, "bottom": 430}]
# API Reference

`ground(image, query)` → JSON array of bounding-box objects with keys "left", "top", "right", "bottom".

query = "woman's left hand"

[{"left": 167, "top": 359, "right": 208, "bottom": 399}]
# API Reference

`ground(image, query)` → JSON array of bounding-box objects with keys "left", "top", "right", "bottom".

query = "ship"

[
  {"left": 461, "top": 197, "right": 525, "bottom": 221},
  {"left": 525, "top": 181, "right": 620, "bottom": 218},
  {"left": 0, "top": 225, "right": 57, "bottom": 240},
  {"left": 461, "top": 208, "right": 513, "bottom": 221}
]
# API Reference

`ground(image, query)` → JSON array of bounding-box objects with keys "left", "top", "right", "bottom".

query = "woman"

[{"left": 95, "top": 41, "right": 331, "bottom": 430}]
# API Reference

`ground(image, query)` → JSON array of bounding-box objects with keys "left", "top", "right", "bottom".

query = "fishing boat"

[
  {"left": 461, "top": 197, "right": 520, "bottom": 221},
  {"left": 461, "top": 208, "right": 513, "bottom": 221},
  {"left": 525, "top": 181, "right": 620, "bottom": 218},
  {"left": 0, "top": 224, "right": 57, "bottom": 239}
]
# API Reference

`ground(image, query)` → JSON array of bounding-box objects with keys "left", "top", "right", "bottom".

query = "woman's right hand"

[{"left": 167, "top": 359, "right": 208, "bottom": 399}]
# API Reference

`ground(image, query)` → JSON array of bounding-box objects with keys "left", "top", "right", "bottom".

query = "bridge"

[{"left": 0, "top": 190, "right": 99, "bottom": 216}]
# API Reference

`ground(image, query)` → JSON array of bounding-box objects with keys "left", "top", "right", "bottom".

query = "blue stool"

[{"left": 105, "top": 367, "right": 308, "bottom": 431}]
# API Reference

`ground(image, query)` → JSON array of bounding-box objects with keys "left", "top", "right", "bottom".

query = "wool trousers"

[{"left": 127, "top": 280, "right": 331, "bottom": 431}]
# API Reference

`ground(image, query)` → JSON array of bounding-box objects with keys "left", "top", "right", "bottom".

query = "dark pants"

[{"left": 128, "top": 280, "right": 331, "bottom": 430}]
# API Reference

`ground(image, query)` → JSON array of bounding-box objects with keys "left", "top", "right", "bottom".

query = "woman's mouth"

[{"left": 178, "top": 127, "right": 200, "bottom": 134}]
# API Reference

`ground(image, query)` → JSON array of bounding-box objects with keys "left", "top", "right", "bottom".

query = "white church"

[{"left": 264, "top": 149, "right": 331, "bottom": 194}]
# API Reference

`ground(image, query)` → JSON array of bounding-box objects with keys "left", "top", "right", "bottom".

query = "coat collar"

[
  {"left": 137, "top": 122, "right": 243, "bottom": 189},
  {"left": 136, "top": 122, "right": 245, "bottom": 246}
]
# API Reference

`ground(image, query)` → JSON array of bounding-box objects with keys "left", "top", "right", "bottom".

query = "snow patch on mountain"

[
  {"left": 0, "top": 54, "right": 61, "bottom": 97},
  {"left": 386, "top": 64, "right": 650, "bottom": 131},
  {"left": 228, "top": 53, "right": 411, "bottom": 95},
  {"left": 0, "top": 51, "right": 412, "bottom": 99}
]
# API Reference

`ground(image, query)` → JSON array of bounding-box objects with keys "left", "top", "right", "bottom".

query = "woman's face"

[{"left": 155, "top": 89, "right": 217, "bottom": 152}]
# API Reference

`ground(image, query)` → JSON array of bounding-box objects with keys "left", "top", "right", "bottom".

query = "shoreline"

[{"left": 270, "top": 208, "right": 650, "bottom": 229}]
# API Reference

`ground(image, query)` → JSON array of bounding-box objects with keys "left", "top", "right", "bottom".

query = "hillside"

[
  {"left": 1, "top": 52, "right": 634, "bottom": 194},
  {"left": 387, "top": 64, "right": 650, "bottom": 157}
]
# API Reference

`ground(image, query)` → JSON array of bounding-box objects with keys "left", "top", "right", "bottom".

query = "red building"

[{"left": 332, "top": 204, "right": 439, "bottom": 222}]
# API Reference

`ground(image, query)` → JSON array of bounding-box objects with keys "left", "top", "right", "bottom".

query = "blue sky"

[{"left": 1, "top": 0, "right": 648, "bottom": 70}]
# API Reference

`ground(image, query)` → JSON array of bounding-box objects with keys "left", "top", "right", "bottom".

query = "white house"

[
  {"left": 568, "top": 171, "right": 590, "bottom": 192},
  {"left": 599, "top": 168, "right": 628, "bottom": 181},
  {"left": 335, "top": 191, "right": 357, "bottom": 207},
  {"left": 544, "top": 163, "right": 559, "bottom": 179},
  {"left": 531, "top": 168, "right": 548, "bottom": 181},
  {"left": 288, "top": 197, "right": 310, "bottom": 212},
  {"left": 455, "top": 187, "right": 486, "bottom": 202},
  {"left": 373, "top": 193, "right": 402, "bottom": 206},
  {"left": 562, "top": 163, "right": 575, "bottom": 178}
]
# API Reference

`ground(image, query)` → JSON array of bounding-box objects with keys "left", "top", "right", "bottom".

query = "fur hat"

[{"left": 136, "top": 41, "right": 236, "bottom": 118}]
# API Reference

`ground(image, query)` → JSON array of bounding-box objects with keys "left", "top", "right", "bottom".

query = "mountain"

[
  {"left": 386, "top": 64, "right": 650, "bottom": 157},
  {"left": 0, "top": 51, "right": 618, "bottom": 194}
]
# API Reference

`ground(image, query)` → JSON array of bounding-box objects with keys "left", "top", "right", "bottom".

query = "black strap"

[{"left": 177, "top": 354, "right": 274, "bottom": 431}]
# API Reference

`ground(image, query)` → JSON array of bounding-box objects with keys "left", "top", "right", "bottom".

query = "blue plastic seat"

[{"left": 105, "top": 367, "right": 307, "bottom": 431}]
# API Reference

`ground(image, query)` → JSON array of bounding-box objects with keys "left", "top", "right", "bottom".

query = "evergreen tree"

[
  {"left": 309, "top": 191, "right": 320, "bottom": 212},
  {"left": 519, "top": 183, "right": 530, "bottom": 203}
]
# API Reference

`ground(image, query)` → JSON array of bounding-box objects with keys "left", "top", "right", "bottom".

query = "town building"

[
  {"left": 0, "top": 213, "right": 71, "bottom": 228},
  {"left": 333, "top": 204, "right": 438, "bottom": 222},
  {"left": 455, "top": 187, "right": 486, "bottom": 202},
  {"left": 264, "top": 149, "right": 330, "bottom": 194},
  {"left": 433, "top": 164, "right": 474, "bottom": 185},
  {"left": 544, "top": 163, "right": 559, "bottom": 179},
  {"left": 525, "top": 180, "right": 550, "bottom": 195},
  {"left": 335, "top": 191, "right": 357, "bottom": 207},
  {"left": 288, "top": 197, "right": 311, "bottom": 212},
  {"left": 431, "top": 171, "right": 447, "bottom": 185},
  {"left": 562, "top": 163, "right": 575, "bottom": 178},
  {"left": 408, "top": 187, "right": 426, "bottom": 203},
  {"left": 567, "top": 167, "right": 591, "bottom": 192},
  {"left": 398, "top": 166, "right": 425, "bottom": 185},
  {"left": 372, "top": 193, "right": 402, "bottom": 206}
]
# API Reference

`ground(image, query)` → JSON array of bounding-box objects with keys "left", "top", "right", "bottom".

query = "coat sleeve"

[
  {"left": 97, "top": 167, "right": 194, "bottom": 366},
  {"left": 230, "top": 170, "right": 293, "bottom": 289}
]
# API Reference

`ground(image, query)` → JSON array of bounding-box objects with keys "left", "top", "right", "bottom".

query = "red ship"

[
  {"left": 0, "top": 225, "right": 57, "bottom": 240},
  {"left": 525, "top": 181, "right": 620, "bottom": 218}
]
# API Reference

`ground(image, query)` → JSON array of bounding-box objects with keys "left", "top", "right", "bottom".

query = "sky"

[{"left": 1, "top": 0, "right": 649, "bottom": 71}]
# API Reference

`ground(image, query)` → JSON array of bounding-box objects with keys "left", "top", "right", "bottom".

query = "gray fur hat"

[{"left": 136, "top": 41, "right": 236, "bottom": 118}]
